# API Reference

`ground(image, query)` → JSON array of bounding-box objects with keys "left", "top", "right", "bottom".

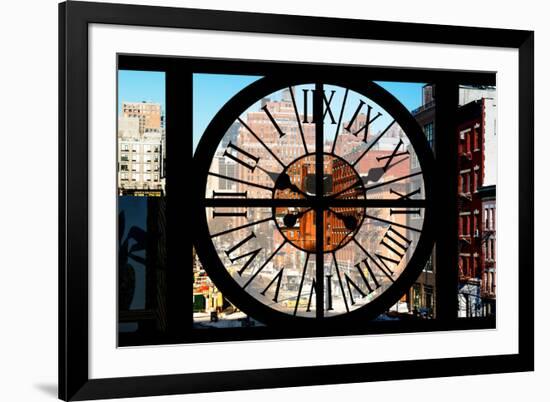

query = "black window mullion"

[{"left": 434, "top": 80, "right": 459, "bottom": 322}]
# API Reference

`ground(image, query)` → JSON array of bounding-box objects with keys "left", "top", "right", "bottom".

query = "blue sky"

[
  {"left": 118, "top": 70, "right": 165, "bottom": 114},
  {"left": 192, "top": 74, "right": 425, "bottom": 152},
  {"left": 117, "top": 70, "right": 425, "bottom": 152}
]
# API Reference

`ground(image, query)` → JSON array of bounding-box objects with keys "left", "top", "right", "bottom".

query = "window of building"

[
  {"left": 461, "top": 173, "right": 470, "bottom": 193},
  {"left": 120, "top": 164, "right": 129, "bottom": 172},
  {"left": 423, "top": 122, "right": 434, "bottom": 148},
  {"left": 423, "top": 255, "right": 434, "bottom": 272},
  {"left": 464, "top": 130, "right": 470, "bottom": 152},
  {"left": 464, "top": 257, "right": 470, "bottom": 277},
  {"left": 424, "top": 285, "right": 434, "bottom": 314},
  {"left": 412, "top": 284, "right": 421, "bottom": 310},
  {"left": 462, "top": 215, "right": 469, "bottom": 235},
  {"left": 144, "top": 174, "right": 151, "bottom": 182}
]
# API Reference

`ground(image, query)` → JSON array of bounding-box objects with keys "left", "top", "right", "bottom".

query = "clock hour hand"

[
  {"left": 328, "top": 208, "right": 359, "bottom": 231},
  {"left": 257, "top": 166, "right": 309, "bottom": 197},
  {"left": 362, "top": 156, "right": 409, "bottom": 183},
  {"left": 283, "top": 207, "right": 311, "bottom": 228},
  {"left": 327, "top": 156, "right": 410, "bottom": 199}
]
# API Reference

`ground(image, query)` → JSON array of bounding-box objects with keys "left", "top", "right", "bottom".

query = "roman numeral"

[
  {"left": 353, "top": 238, "right": 396, "bottom": 283},
  {"left": 374, "top": 254, "right": 399, "bottom": 278},
  {"left": 287, "top": 86, "right": 309, "bottom": 153},
  {"left": 326, "top": 275, "right": 334, "bottom": 311},
  {"left": 261, "top": 105, "right": 286, "bottom": 137},
  {"left": 302, "top": 89, "right": 310, "bottom": 123},
  {"left": 345, "top": 100, "right": 383, "bottom": 141},
  {"left": 322, "top": 90, "right": 337, "bottom": 124},
  {"left": 343, "top": 260, "right": 381, "bottom": 305},
  {"left": 223, "top": 142, "right": 260, "bottom": 172},
  {"left": 376, "top": 139, "right": 409, "bottom": 172},
  {"left": 212, "top": 191, "right": 248, "bottom": 218},
  {"left": 390, "top": 188, "right": 421, "bottom": 200},
  {"left": 224, "top": 232, "right": 262, "bottom": 276},
  {"left": 302, "top": 89, "right": 337, "bottom": 124},
  {"left": 306, "top": 279, "right": 317, "bottom": 312},
  {"left": 293, "top": 254, "right": 310, "bottom": 316},
  {"left": 260, "top": 268, "right": 285, "bottom": 302},
  {"left": 380, "top": 226, "right": 412, "bottom": 258},
  {"left": 344, "top": 273, "right": 367, "bottom": 306},
  {"left": 242, "top": 241, "right": 287, "bottom": 289},
  {"left": 374, "top": 226, "right": 412, "bottom": 277}
]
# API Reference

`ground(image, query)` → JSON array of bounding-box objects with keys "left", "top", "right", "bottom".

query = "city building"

[
  {"left": 118, "top": 101, "right": 165, "bottom": 195},
  {"left": 456, "top": 90, "right": 496, "bottom": 318},
  {"left": 479, "top": 184, "right": 496, "bottom": 316},
  {"left": 122, "top": 101, "right": 162, "bottom": 134}
]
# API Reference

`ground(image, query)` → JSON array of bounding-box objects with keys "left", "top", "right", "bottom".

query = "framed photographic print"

[{"left": 59, "top": 1, "right": 534, "bottom": 400}]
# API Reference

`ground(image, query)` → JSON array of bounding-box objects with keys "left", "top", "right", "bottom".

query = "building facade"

[
  {"left": 456, "top": 92, "right": 496, "bottom": 318},
  {"left": 118, "top": 101, "right": 165, "bottom": 195}
]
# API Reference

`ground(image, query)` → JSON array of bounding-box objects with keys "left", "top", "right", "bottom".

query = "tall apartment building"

[
  {"left": 479, "top": 184, "right": 496, "bottom": 316},
  {"left": 456, "top": 90, "right": 496, "bottom": 318},
  {"left": 122, "top": 101, "right": 162, "bottom": 134},
  {"left": 118, "top": 101, "right": 165, "bottom": 195}
]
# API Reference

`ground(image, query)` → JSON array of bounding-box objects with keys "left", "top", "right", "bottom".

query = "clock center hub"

[{"left": 273, "top": 153, "right": 366, "bottom": 252}]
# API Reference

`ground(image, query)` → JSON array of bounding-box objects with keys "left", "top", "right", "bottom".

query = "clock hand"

[
  {"left": 283, "top": 207, "right": 312, "bottom": 228},
  {"left": 362, "top": 156, "right": 409, "bottom": 183},
  {"left": 327, "top": 179, "right": 363, "bottom": 199},
  {"left": 328, "top": 156, "right": 410, "bottom": 199},
  {"left": 328, "top": 208, "right": 359, "bottom": 231},
  {"left": 256, "top": 166, "right": 309, "bottom": 197},
  {"left": 256, "top": 165, "right": 280, "bottom": 182}
]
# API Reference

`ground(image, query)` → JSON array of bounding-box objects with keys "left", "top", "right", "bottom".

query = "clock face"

[{"left": 193, "top": 76, "right": 435, "bottom": 327}]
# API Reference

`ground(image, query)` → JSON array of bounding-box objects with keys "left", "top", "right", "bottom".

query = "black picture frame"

[{"left": 59, "top": 1, "right": 534, "bottom": 400}]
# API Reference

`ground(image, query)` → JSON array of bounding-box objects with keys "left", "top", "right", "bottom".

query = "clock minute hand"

[
  {"left": 256, "top": 166, "right": 280, "bottom": 182},
  {"left": 328, "top": 179, "right": 363, "bottom": 199}
]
